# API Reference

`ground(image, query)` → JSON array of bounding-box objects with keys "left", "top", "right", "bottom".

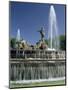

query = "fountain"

[
  {"left": 10, "top": 5, "right": 65, "bottom": 88},
  {"left": 48, "top": 5, "right": 60, "bottom": 50},
  {"left": 16, "top": 28, "right": 20, "bottom": 42}
]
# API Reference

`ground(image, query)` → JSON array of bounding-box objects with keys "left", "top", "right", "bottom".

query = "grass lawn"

[{"left": 10, "top": 80, "right": 65, "bottom": 88}]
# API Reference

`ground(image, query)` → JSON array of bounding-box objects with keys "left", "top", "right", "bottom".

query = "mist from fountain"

[
  {"left": 16, "top": 28, "right": 20, "bottom": 41},
  {"left": 48, "top": 5, "right": 60, "bottom": 50}
]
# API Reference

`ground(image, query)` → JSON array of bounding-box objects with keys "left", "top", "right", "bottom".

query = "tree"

[
  {"left": 45, "top": 40, "right": 48, "bottom": 45},
  {"left": 59, "top": 35, "right": 66, "bottom": 50},
  {"left": 10, "top": 38, "right": 16, "bottom": 49}
]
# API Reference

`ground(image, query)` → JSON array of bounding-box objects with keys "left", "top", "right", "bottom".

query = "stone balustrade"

[{"left": 10, "top": 49, "right": 65, "bottom": 60}]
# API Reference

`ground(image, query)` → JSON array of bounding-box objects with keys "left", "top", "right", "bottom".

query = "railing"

[{"left": 10, "top": 49, "right": 65, "bottom": 59}]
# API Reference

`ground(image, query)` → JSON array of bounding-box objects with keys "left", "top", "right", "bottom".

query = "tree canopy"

[
  {"left": 59, "top": 35, "right": 66, "bottom": 50},
  {"left": 10, "top": 38, "right": 16, "bottom": 49}
]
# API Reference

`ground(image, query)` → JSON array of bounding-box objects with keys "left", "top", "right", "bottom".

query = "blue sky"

[{"left": 9, "top": 2, "right": 66, "bottom": 45}]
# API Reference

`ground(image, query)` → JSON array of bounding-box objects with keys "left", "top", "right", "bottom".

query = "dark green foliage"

[
  {"left": 45, "top": 40, "right": 48, "bottom": 45},
  {"left": 10, "top": 38, "right": 16, "bottom": 49},
  {"left": 59, "top": 35, "right": 66, "bottom": 50}
]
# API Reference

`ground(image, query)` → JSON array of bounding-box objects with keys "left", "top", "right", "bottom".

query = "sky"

[{"left": 9, "top": 1, "right": 66, "bottom": 45}]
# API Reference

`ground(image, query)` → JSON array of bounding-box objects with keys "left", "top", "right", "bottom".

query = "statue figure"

[{"left": 38, "top": 27, "right": 45, "bottom": 41}]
